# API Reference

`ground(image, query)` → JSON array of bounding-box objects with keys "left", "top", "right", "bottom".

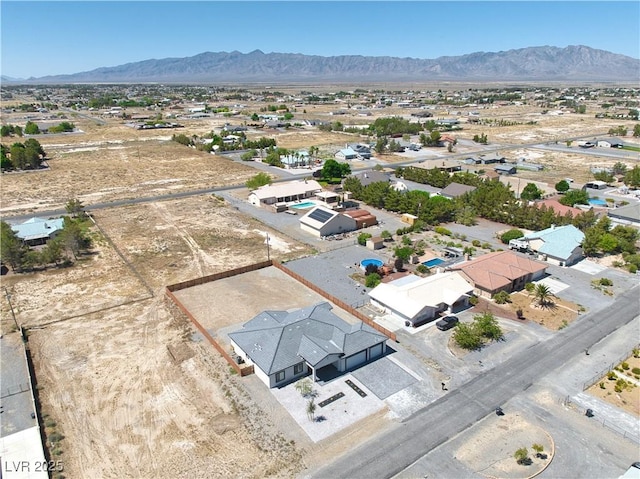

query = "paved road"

[
  {"left": 309, "top": 283, "right": 639, "bottom": 479},
  {"left": 2, "top": 132, "right": 612, "bottom": 223}
]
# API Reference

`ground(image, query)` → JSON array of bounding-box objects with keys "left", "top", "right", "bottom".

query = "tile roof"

[
  {"left": 229, "top": 302, "right": 387, "bottom": 374},
  {"left": 451, "top": 251, "right": 547, "bottom": 292}
]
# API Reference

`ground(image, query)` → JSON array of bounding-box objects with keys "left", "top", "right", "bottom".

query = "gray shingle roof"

[{"left": 229, "top": 302, "right": 387, "bottom": 374}]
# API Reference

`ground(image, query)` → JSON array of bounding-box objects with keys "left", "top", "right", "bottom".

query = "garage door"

[
  {"left": 345, "top": 350, "right": 367, "bottom": 370},
  {"left": 369, "top": 343, "right": 383, "bottom": 359}
]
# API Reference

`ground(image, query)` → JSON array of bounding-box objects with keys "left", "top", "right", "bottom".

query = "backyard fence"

[{"left": 582, "top": 345, "right": 640, "bottom": 391}]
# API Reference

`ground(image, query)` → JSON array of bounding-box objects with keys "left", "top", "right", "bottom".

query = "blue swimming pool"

[
  {"left": 588, "top": 199, "right": 607, "bottom": 206},
  {"left": 423, "top": 258, "right": 445, "bottom": 268},
  {"left": 290, "top": 201, "right": 318, "bottom": 209},
  {"left": 360, "top": 258, "right": 384, "bottom": 271}
]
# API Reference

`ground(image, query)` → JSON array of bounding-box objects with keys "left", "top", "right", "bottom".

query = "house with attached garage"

[
  {"left": 335, "top": 147, "right": 359, "bottom": 161},
  {"left": 228, "top": 302, "right": 388, "bottom": 388},
  {"left": 248, "top": 180, "right": 322, "bottom": 209},
  {"left": 509, "top": 224, "right": 585, "bottom": 267},
  {"left": 368, "top": 272, "right": 474, "bottom": 328},
  {"left": 449, "top": 251, "right": 547, "bottom": 297}
]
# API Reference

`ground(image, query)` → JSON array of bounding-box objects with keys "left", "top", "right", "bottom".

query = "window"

[
  {"left": 294, "top": 363, "right": 304, "bottom": 375},
  {"left": 275, "top": 370, "right": 285, "bottom": 383}
]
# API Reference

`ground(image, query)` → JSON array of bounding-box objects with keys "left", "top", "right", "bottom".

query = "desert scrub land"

[{"left": 586, "top": 353, "right": 640, "bottom": 417}]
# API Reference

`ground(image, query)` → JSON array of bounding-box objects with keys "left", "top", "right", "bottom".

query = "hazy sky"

[{"left": 2, "top": 1, "right": 639, "bottom": 78}]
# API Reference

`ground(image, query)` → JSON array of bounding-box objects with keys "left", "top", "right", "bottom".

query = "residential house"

[
  {"left": 280, "top": 151, "right": 311, "bottom": 169},
  {"left": 335, "top": 147, "right": 359, "bottom": 161},
  {"left": 449, "top": 251, "right": 547, "bottom": 297},
  {"left": 494, "top": 164, "right": 517, "bottom": 175},
  {"left": 608, "top": 203, "right": 640, "bottom": 226},
  {"left": 299, "top": 206, "right": 357, "bottom": 237},
  {"left": 479, "top": 153, "right": 506, "bottom": 164},
  {"left": 229, "top": 302, "right": 387, "bottom": 388},
  {"left": 439, "top": 182, "right": 477, "bottom": 199},
  {"left": 348, "top": 143, "right": 373, "bottom": 159},
  {"left": 596, "top": 138, "right": 624, "bottom": 148},
  {"left": 535, "top": 199, "right": 585, "bottom": 218},
  {"left": 347, "top": 171, "right": 391, "bottom": 187},
  {"left": 368, "top": 272, "right": 474, "bottom": 328},
  {"left": 11, "top": 217, "right": 65, "bottom": 246},
  {"left": 249, "top": 180, "right": 322, "bottom": 208},
  {"left": 509, "top": 224, "right": 585, "bottom": 266}
]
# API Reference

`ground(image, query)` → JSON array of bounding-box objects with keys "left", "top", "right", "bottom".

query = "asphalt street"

[{"left": 309, "top": 283, "right": 640, "bottom": 479}]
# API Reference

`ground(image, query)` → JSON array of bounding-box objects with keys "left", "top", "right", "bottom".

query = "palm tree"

[{"left": 534, "top": 284, "right": 555, "bottom": 308}]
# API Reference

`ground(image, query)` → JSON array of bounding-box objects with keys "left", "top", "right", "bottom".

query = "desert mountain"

[{"left": 11, "top": 45, "right": 640, "bottom": 83}]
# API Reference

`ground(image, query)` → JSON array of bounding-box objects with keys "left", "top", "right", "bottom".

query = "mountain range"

[{"left": 4, "top": 45, "right": 639, "bottom": 84}]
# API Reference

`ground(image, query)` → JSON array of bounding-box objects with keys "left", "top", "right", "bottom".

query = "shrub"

[
  {"left": 621, "top": 362, "right": 630, "bottom": 370},
  {"left": 416, "top": 264, "right": 429, "bottom": 274},
  {"left": 472, "top": 239, "right": 481, "bottom": 247},
  {"left": 481, "top": 242, "right": 491, "bottom": 249},
  {"left": 500, "top": 229, "right": 524, "bottom": 244},
  {"left": 525, "top": 282, "right": 535, "bottom": 294},
  {"left": 631, "top": 367, "right": 640, "bottom": 375},
  {"left": 469, "top": 296, "right": 479, "bottom": 306},
  {"left": 628, "top": 264, "right": 638, "bottom": 274},
  {"left": 599, "top": 278, "right": 613, "bottom": 287},
  {"left": 607, "top": 371, "right": 617, "bottom": 380},
  {"left": 493, "top": 291, "right": 511, "bottom": 304},
  {"left": 599, "top": 382, "right": 606, "bottom": 389},
  {"left": 365, "top": 273, "right": 381, "bottom": 288},
  {"left": 434, "top": 226, "right": 452, "bottom": 236},
  {"left": 452, "top": 323, "right": 483, "bottom": 350},
  {"left": 514, "top": 447, "right": 530, "bottom": 465},
  {"left": 357, "top": 232, "right": 372, "bottom": 246}
]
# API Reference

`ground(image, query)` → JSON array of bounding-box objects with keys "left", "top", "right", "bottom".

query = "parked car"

[{"left": 436, "top": 316, "right": 459, "bottom": 331}]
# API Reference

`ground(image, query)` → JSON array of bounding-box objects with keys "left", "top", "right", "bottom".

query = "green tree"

[
  {"left": 593, "top": 171, "right": 615, "bottom": 184},
  {"left": 534, "top": 284, "right": 555, "bottom": 308},
  {"left": 500, "top": 229, "right": 524, "bottom": 244},
  {"left": 24, "top": 121, "right": 40, "bottom": 135},
  {"left": 555, "top": 180, "right": 570, "bottom": 193},
  {"left": 58, "top": 217, "right": 92, "bottom": 260},
  {"left": 245, "top": 172, "right": 272, "bottom": 190},
  {"left": 0, "top": 221, "right": 27, "bottom": 271},
  {"left": 357, "top": 232, "right": 372, "bottom": 246},
  {"left": 612, "top": 162, "right": 627, "bottom": 176},
  {"left": 520, "top": 183, "right": 543, "bottom": 201},
  {"left": 473, "top": 312, "right": 503, "bottom": 341},
  {"left": 633, "top": 124, "right": 640, "bottom": 137},
  {"left": 452, "top": 323, "right": 483, "bottom": 350},
  {"left": 41, "top": 238, "right": 64, "bottom": 265},
  {"left": 624, "top": 166, "right": 640, "bottom": 188},
  {"left": 10, "top": 143, "right": 27, "bottom": 169},
  {"left": 322, "top": 159, "right": 350, "bottom": 179},
  {"left": 559, "top": 189, "right": 589, "bottom": 207},
  {"left": 65, "top": 198, "right": 86, "bottom": 218}
]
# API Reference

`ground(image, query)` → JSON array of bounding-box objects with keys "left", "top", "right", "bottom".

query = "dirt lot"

[
  {"left": 455, "top": 412, "right": 553, "bottom": 479},
  {"left": 492, "top": 291, "right": 580, "bottom": 331},
  {"left": 586, "top": 354, "right": 640, "bottom": 417}
]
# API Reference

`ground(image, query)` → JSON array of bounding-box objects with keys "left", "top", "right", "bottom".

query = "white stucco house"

[
  {"left": 228, "top": 302, "right": 388, "bottom": 388},
  {"left": 299, "top": 206, "right": 357, "bottom": 237},
  {"left": 368, "top": 272, "right": 474, "bottom": 328},
  {"left": 248, "top": 180, "right": 322, "bottom": 207}
]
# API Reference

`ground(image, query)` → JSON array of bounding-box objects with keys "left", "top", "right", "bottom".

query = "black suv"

[{"left": 436, "top": 316, "right": 459, "bottom": 331}]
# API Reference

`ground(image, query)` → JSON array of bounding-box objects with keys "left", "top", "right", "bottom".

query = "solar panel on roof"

[{"left": 307, "top": 208, "right": 334, "bottom": 224}]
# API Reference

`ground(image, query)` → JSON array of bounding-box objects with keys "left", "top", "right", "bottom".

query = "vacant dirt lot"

[{"left": 494, "top": 292, "right": 580, "bottom": 331}]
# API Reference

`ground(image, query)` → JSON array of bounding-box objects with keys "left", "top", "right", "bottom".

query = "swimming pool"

[
  {"left": 360, "top": 258, "right": 384, "bottom": 271},
  {"left": 588, "top": 199, "right": 607, "bottom": 206},
  {"left": 423, "top": 258, "right": 445, "bottom": 268},
  {"left": 290, "top": 201, "right": 318, "bottom": 209}
]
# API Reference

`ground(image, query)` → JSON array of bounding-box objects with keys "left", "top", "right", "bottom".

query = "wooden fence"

[
  {"left": 164, "top": 259, "right": 397, "bottom": 376},
  {"left": 273, "top": 262, "right": 397, "bottom": 342}
]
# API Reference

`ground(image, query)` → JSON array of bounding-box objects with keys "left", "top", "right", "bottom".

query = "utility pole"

[
  {"left": 3, "top": 287, "right": 18, "bottom": 331},
  {"left": 266, "top": 233, "right": 271, "bottom": 261}
]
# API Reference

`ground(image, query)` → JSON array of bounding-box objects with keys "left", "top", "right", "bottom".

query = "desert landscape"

[{"left": 1, "top": 82, "right": 638, "bottom": 479}]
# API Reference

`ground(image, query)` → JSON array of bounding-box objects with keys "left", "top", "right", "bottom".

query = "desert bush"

[
  {"left": 492, "top": 291, "right": 511, "bottom": 304},
  {"left": 472, "top": 239, "right": 481, "bottom": 247},
  {"left": 631, "top": 367, "right": 640, "bottom": 375},
  {"left": 621, "top": 362, "right": 630, "bottom": 370},
  {"left": 434, "top": 226, "right": 452, "bottom": 236}
]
